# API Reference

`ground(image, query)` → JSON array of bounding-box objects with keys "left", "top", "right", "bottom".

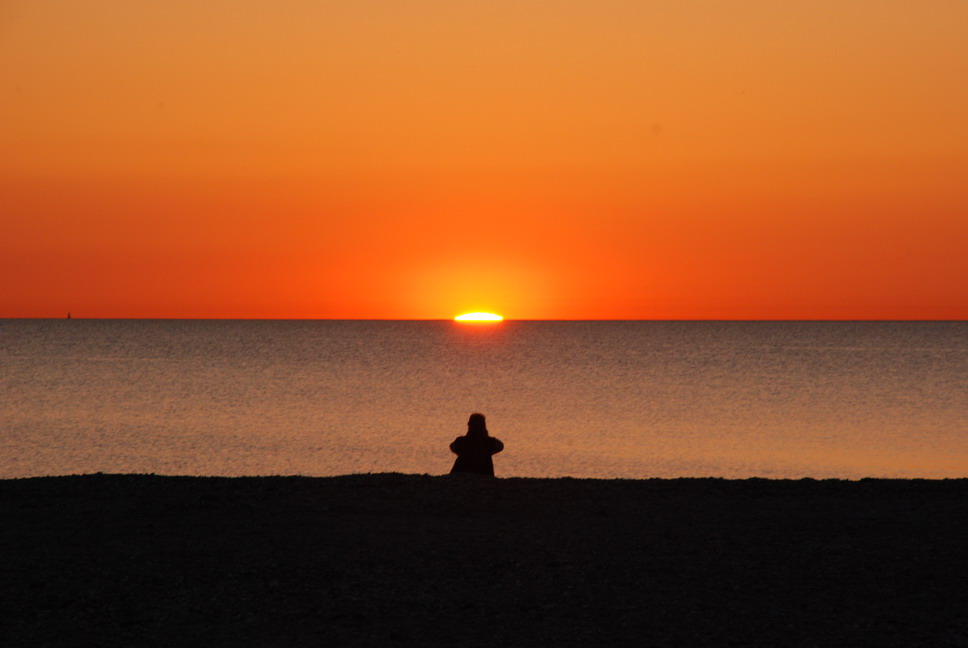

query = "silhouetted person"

[{"left": 450, "top": 413, "right": 504, "bottom": 476}]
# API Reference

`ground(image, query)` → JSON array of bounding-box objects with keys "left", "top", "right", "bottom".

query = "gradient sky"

[{"left": 2, "top": 1, "right": 967, "bottom": 319}]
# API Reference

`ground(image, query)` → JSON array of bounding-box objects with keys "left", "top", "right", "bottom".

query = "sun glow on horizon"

[{"left": 454, "top": 312, "right": 504, "bottom": 322}]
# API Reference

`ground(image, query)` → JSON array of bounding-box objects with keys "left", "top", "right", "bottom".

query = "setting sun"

[{"left": 454, "top": 312, "right": 504, "bottom": 322}]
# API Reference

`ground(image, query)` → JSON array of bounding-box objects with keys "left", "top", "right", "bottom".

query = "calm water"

[{"left": 2, "top": 320, "right": 966, "bottom": 479}]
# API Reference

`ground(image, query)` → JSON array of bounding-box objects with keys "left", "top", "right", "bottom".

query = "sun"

[{"left": 454, "top": 312, "right": 504, "bottom": 322}]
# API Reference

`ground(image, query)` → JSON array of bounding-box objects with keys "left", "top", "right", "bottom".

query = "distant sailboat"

[{"left": 67, "top": 312, "right": 71, "bottom": 319}]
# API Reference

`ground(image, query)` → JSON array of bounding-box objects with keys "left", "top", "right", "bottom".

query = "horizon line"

[{"left": 2, "top": 316, "right": 966, "bottom": 323}]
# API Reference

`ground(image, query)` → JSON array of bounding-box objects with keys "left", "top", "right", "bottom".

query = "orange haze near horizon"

[{"left": 3, "top": 1, "right": 967, "bottom": 319}]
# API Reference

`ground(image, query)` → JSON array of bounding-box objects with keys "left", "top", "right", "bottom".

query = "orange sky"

[{"left": 2, "top": 1, "right": 967, "bottom": 319}]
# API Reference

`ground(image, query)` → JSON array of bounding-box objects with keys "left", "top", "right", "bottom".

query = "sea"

[{"left": 1, "top": 320, "right": 966, "bottom": 480}]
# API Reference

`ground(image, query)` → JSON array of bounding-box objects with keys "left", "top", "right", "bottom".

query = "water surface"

[{"left": 2, "top": 320, "right": 965, "bottom": 478}]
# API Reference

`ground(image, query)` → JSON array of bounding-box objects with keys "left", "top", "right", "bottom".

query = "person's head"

[{"left": 467, "top": 413, "right": 487, "bottom": 437}]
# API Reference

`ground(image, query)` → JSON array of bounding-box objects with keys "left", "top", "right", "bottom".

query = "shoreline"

[
  {"left": 6, "top": 471, "right": 967, "bottom": 481},
  {"left": 4, "top": 473, "right": 967, "bottom": 646}
]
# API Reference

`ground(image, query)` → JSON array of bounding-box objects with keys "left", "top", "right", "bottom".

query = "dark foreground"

[{"left": 2, "top": 474, "right": 968, "bottom": 647}]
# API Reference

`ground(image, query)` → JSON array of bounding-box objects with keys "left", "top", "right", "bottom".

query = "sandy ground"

[{"left": 2, "top": 473, "right": 967, "bottom": 647}]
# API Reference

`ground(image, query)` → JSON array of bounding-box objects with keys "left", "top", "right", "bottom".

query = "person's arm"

[
  {"left": 492, "top": 438, "right": 504, "bottom": 454},
  {"left": 450, "top": 438, "right": 462, "bottom": 454}
]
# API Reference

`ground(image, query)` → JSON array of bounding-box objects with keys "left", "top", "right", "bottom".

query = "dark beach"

[{"left": 3, "top": 474, "right": 967, "bottom": 647}]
